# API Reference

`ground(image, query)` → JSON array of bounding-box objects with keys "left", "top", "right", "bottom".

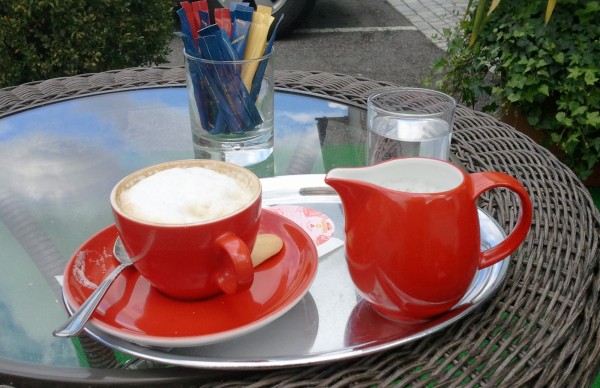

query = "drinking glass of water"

[{"left": 367, "top": 88, "right": 456, "bottom": 164}]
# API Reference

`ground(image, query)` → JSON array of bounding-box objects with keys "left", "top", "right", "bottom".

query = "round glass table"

[{"left": 1, "top": 68, "right": 599, "bottom": 387}]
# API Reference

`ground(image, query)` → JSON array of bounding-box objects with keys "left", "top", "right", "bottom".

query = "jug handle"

[{"left": 470, "top": 172, "right": 533, "bottom": 269}]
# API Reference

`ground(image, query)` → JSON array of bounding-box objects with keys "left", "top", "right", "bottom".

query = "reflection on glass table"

[{"left": 0, "top": 87, "right": 366, "bottom": 374}]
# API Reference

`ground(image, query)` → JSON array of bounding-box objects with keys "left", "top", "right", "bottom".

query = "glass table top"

[{"left": 0, "top": 86, "right": 367, "bottom": 377}]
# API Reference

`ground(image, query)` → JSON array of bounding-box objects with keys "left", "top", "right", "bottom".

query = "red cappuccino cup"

[{"left": 110, "top": 159, "right": 261, "bottom": 300}]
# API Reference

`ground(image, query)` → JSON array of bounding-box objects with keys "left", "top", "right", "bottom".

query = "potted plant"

[{"left": 430, "top": 0, "right": 600, "bottom": 182}]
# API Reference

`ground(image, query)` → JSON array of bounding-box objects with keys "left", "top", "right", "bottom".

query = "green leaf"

[
  {"left": 553, "top": 52, "right": 565, "bottom": 64},
  {"left": 583, "top": 153, "right": 599, "bottom": 169},
  {"left": 528, "top": 115, "right": 540, "bottom": 126},
  {"left": 584, "top": 69, "right": 599, "bottom": 85},
  {"left": 556, "top": 112, "right": 573, "bottom": 127},
  {"left": 538, "top": 85, "right": 550, "bottom": 96},
  {"left": 507, "top": 93, "right": 521, "bottom": 102},
  {"left": 587, "top": 112, "right": 600, "bottom": 126},
  {"left": 573, "top": 106, "right": 588, "bottom": 116},
  {"left": 567, "top": 132, "right": 580, "bottom": 144},
  {"left": 551, "top": 132, "right": 562, "bottom": 143},
  {"left": 567, "top": 68, "right": 583, "bottom": 79},
  {"left": 569, "top": 101, "right": 582, "bottom": 111},
  {"left": 537, "top": 69, "right": 550, "bottom": 77},
  {"left": 508, "top": 76, "right": 526, "bottom": 89}
]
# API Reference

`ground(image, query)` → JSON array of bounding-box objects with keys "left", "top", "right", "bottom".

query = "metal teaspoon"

[{"left": 53, "top": 237, "right": 133, "bottom": 337}]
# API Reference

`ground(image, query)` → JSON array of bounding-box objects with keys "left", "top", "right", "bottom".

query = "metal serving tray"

[{"left": 81, "top": 174, "right": 510, "bottom": 369}]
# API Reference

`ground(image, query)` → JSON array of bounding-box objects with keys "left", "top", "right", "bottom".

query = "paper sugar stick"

[
  {"left": 176, "top": 8, "right": 199, "bottom": 53},
  {"left": 241, "top": 9, "right": 273, "bottom": 90},
  {"left": 230, "top": 4, "right": 253, "bottom": 60},
  {"left": 198, "top": 1, "right": 210, "bottom": 29},
  {"left": 230, "top": 2, "right": 250, "bottom": 12},
  {"left": 191, "top": 1, "right": 202, "bottom": 34},
  {"left": 256, "top": 5, "right": 272, "bottom": 16},
  {"left": 250, "top": 14, "right": 283, "bottom": 100},
  {"left": 215, "top": 8, "right": 232, "bottom": 38},
  {"left": 180, "top": 2, "right": 199, "bottom": 40}
]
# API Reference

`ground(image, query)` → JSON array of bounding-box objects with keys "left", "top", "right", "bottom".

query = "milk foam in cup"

[
  {"left": 119, "top": 167, "right": 253, "bottom": 224},
  {"left": 111, "top": 159, "right": 262, "bottom": 300}
]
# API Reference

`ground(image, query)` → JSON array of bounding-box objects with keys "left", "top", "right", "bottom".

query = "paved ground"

[
  {"left": 167, "top": 0, "right": 468, "bottom": 86},
  {"left": 389, "top": 0, "right": 467, "bottom": 49}
]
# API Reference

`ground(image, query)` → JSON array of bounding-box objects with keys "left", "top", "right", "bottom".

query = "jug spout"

[
  {"left": 325, "top": 160, "right": 406, "bottom": 197},
  {"left": 324, "top": 165, "right": 383, "bottom": 213}
]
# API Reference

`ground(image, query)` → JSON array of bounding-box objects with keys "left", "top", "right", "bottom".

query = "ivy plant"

[{"left": 431, "top": 0, "right": 600, "bottom": 180}]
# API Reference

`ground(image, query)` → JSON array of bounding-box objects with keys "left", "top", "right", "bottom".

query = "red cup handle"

[
  {"left": 214, "top": 234, "right": 254, "bottom": 294},
  {"left": 470, "top": 172, "right": 533, "bottom": 269}
]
